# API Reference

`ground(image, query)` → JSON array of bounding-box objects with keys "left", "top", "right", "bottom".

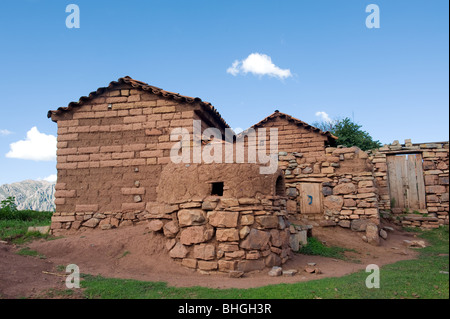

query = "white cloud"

[
  {"left": 226, "top": 53, "right": 292, "bottom": 79},
  {"left": 315, "top": 111, "right": 333, "bottom": 123},
  {"left": 6, "top": 127, "right": 56, "bottom": 161},
  {"left": 0, "top": 129, "right": 12, "bottom": 136},
  {"left": 41, "top": 174, "right": 57, "bottom": 183}
]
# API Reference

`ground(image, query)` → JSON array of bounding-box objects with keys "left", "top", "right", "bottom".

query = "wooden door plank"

[
  {"left": 396, "top": 156, "right": 406, "bottom": 209},
  {"left": 414, "top": 154, "right": 427, "bottom": 209},
  {"left": 407, "top": 155, "right": 419, "bottom": 209},
  {"left": 387, "top": 156, "right": 400, "bottom": 208}
]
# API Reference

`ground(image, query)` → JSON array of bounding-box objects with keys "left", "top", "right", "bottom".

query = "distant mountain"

[{"left": 0, "top": 180, "right": 55, "bottom": 211}]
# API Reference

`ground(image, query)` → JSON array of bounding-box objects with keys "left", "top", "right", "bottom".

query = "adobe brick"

[
  {"left": 122, "top": 202, "right": 146, "bottom": 211},
  {"left": 156, "top": 99, "right": 174, "bottom": 107},
  {"left": 121, "top": 188, "right": 146, "bottom": 195},
  {"left": 54, "top": 190, "right": 77, "bottom": 198},
  {"left": 54, "top": 183, "right": 66, "bottom": 190},
  {"left": 129, "top": 108, "right": 143, "bottom": 116},
  {"left": 91, "top": 97, "right": 107, "bottom": 104},
  {"left": 58, "top": 133, "right": 79, "bottom": 141},
  {"left": 58, "top": 127, "right": 69, "bottom": 134},
  {"left": 111, "top": 102, "right": 134, "bottom": 110},
  {"left": 112, "top": 152, "right": 134, "bottom": 159},
  {"left": 123, "top": 159, "right": 146, "bottom": 166},
  {"left": 135, "top": 101, "right": 157, "bottom": 107},
  {"left": 106, "top": 96, "right": 128, "bottom": 103},
  {"left": 90, "top": 161, "right": 100, "bottom": 168},
  {"left": 154, "top": 106, "right": 176, "bottom": 114},
  {"left": 58, "top": 120, "right": 79, "bottom": 127},
  {"left": 144, "top": 128, "right": 161, "bottom": 136},
  {"left": 75, "top": 204, "right": 99, "bottom": 212},
  {"left": 52, "top": 216, "right": 75, "bottom": 223},
  {"left": 73, "top": 126, "right": 91, "bottom": 133},
  {"left": 94, "top": 111, "right": 118, "bottom": 118},
  {"left": 127, "top": 94, "right": 141, "bottom": 102},
  {"left": 109, "top": 90, "right": 121, "bottom": 97},
  {"left": 140, "top": 150, "right": 163, "bottom": 158},
  {"left": 90, "top": 153, "right": 111, "bottom": 161},
  {"left": 78, "top": 146, "right": 100, "bottom": 154},
  {"left": 181, "top": 111, "right": 194, "bottom": 119},
  {"left": 123, "top": 115, "right": 147, "bottom": 124},
  {"left": 67, "top": 155, "right": 89, "bottom": 162},
  {"left": 147, "top": 114, "right": 162, "bottom": 121},
  {"left": 56, "top": 163, "right": 78, "bottom": 170},
  {"left": 123, "top": 144, "right": 146, "bottom": 152},
  {"left": 156, "top": 120, "right": 169, "bottom": 128},
  {"left": 77, "top": 162, "right": 90, "bottom": 169},
  {"left": 100, "top": 145, "right": 122, "bottom": 153},
  {"left": 158, "top": 157, "right": 171, "bottom": 164},
  {"left": 100, "top": 160, "right": 123, "bottom": 167},
  {"left": 73, "top": 112, "right": 95, "bottom": 119},
  {"left": 170, "top": 119, "right": 193, "bottom": 127},
  {"left": 54, "top": 198, "right": 66, "bottom": 205},
  {"left": 57, "top": 148, "right": 78, "bottom": 156},
  {"left": 91, "top": 104, "right": 109, "bottom": 111},
  {"left": 117, "top": 110, "right": 129, "bottom": 117}
]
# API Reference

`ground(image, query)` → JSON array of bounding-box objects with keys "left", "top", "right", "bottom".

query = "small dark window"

[
  {"left": 211, "top": 182, "right": 224, "bottom": 196},
  {"left": 275, "top": 176, "right": 285, "bottom": 196}
]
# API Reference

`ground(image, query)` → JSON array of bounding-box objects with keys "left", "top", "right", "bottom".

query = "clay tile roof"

[
  {"left": 251, "top": 110, "right": 337, "bottom": 140},
  {"left": 47, "top": 76, "right": 230, "bottom": 129}
]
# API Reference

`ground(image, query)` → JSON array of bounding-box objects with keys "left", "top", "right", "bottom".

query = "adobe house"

[
  {"left": 47, "top": 76, "right": 293, "bottom": 272},
  {"left": 48, "top": 76, "right": 231, "bottom": 227}
]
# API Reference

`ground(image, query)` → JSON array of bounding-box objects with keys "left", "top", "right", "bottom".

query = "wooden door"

[
  {"left": 386, "top": 154, "right": 426, "bottom": 210},
  {"left": 297, "top": 183, "right": 323, "bottom": 215}
]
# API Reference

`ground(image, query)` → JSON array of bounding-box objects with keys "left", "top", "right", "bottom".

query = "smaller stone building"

[{"left": 147, "top": 161, "right": 291, "bottom": 272}]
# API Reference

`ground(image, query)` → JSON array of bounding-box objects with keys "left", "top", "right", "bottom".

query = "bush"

[{"left": 0, "top": 196, "right": 52, "bottom": 221}]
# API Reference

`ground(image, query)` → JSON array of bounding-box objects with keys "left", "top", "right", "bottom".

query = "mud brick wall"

[
  {"left": 371, "top": 141, "right": 449, "bottom": 228},
  {"left": 50, "top": 82, "right": 227, "bottom": 232},
  {"left": 252, "top": 115, "right": 331, "bottom": 156},
  {"left": 280, "top": 146, "right": 380, "bottom": 225}
]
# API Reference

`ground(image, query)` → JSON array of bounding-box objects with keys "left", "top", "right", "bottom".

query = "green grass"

[
  {"left": 297, "top": 236, "right": 357, "bottom": 261},
  {"left": 119, "top": 251, "right": 131, "bottom": 259},
  {"left": 81, "top": 226, "right": 449, "bottom": 299},
  {"left": 16, "top": 247, "right": 46, "bottom": 259},
  {"left": 0, "top": 210, "right": 52, "bottom": 244}
]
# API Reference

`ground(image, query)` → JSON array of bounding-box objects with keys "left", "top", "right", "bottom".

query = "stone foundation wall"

[{"left": 54, "top": 195, "right": 292, "bottom": 274}]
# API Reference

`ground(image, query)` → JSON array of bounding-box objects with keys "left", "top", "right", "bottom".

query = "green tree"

[
  {"left": 332, "top": 117, "right": 382, "bottom": 151},
  {"left": 312, "top": 117, "right": 382, "bottom": 151}
]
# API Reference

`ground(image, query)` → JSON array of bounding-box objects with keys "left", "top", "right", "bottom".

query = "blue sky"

[{"left": 0, "top": 0, "right": 448, "bottom": 185}]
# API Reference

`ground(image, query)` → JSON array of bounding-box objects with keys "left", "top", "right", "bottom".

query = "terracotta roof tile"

[{"left": 47, "top": 76, "right": 229, "bottom": 129}]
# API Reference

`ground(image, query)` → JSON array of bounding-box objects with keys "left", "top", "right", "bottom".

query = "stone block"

[
  {"left": 178, "top": 209, "right": 206, "bottom": 227},
  {"left": 207, "top": 211, "right": 239, "bottom": 228}
]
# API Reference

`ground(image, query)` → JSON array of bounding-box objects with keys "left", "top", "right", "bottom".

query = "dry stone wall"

[
  {"left": 147, "top": 195, "right": 291, "bottom": 273},
  {"left": 371, "top": 140, "right": 449, "bottom": 228},
  {"left": 280, "top": 146, "right": 380, "bottom": 226}
]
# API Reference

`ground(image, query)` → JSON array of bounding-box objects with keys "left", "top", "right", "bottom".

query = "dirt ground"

[{"left": 0, "top": 221, "right": 421, "bottom": 298}]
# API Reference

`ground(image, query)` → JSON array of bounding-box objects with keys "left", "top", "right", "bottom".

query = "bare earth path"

[{"left": 0, "top": 223, "right": 420, "bottom": 298}]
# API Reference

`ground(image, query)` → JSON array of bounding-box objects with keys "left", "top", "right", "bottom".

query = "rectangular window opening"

[{"left": 211, "top": 182, "right": 224, "bottom": 196}]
